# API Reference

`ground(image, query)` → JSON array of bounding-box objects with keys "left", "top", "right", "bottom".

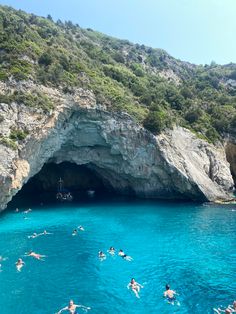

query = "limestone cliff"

[{"left": 0, "top": 81, "right": 234, "bottom": 210}]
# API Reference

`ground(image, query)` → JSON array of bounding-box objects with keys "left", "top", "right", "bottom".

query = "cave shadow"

[{"left": 8, "top": 162, "right": 121, "bottom": 209}]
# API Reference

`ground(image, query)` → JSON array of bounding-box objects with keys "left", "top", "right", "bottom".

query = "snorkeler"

[
  {"left": 78, "top": 226, "right": 85, "bottom": 231},
  {"left": 118, "top": 249, "right": 133, "bottom": 261},
  {"left": 72, "top": 229, "right": 78, "bottom": 236},
  {"left": 127, "top": 278, "right": 143, "bottom": 298},
  {"left": 164, "top": 284, "right": 177, "bottom": 303},
  {"left": 98, "top": 251, "right": 106, "bottom": 260},
  {"left": 108, "top": 247, "right": 115, "bottom": 255},
  {"left": 15, "top": 258, "right": 25, "bottom": 271},
  {"left": 56, "top": 299, "right": 91, "bottom": 314},
  {"left": 27, "top": 250, "right": 46, "bottom": 260}
]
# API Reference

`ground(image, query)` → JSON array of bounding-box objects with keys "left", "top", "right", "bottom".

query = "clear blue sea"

[{"left": 0, "top": 199, "right": 236, "bottom": 314}]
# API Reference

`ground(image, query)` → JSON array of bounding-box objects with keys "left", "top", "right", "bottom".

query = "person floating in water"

[
  {"left": 214, "top": 301, "right": 236, "bottom": 313},
  {"left": 127, "top": 278, "right": 143, "bottom": 298},
  {"left": 28, "top": 230, "right": 52, "bottom": 239},
  {"left": 78, "top": 226, "right": 85, "bottom": 231},
  {"left": 15, "top": 208, "right": 19, "bottom": 213},
  {"left": 72, "top": 229, "right": 78, "bottom": 236},
  {"left": 27, "top": 250, "right": 46, "bottom": 260},
  {"left": 108, "top": 247, "right": 115, "bottom": 255},
  {"left": 164, "top": 284, "right": 177, "bottom": 304},
  {"left": 118, "top": 249, "right": 133, "bottom": 261},
  {"left": 15, "top": 258, "right": 25, "bottom": 271},
  {"left": 23, "top": 208, "right": 32, "bottom": 214},
  {"left": 28, "top": 232, "right": 39, "bottom": 239},
  {"left": 0, "top": 255, "right": 7, "bottom": 262},
  {"left": 56, "top": 299, "right": 91, "bottom": 314},
  {"left": 98, "top": 251, "right": 106, "bottom": 260}
]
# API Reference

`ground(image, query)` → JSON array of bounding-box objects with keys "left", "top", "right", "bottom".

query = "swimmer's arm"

[
  {"left": 137, "top": 282, "right": 144, "bottom": 288},
  {"left": 56, "top": 306, "right": 68, "bottom": 313},
  {"left": 77, "top": 304, "right": 91, "bottom": 310},
  {"left": 127, "top": 283, "right": 131, "bottom": 289}
]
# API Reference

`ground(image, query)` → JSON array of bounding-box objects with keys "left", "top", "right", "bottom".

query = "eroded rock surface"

[{"left": 0, "top": 81, "right": 234, "bottom": 210}]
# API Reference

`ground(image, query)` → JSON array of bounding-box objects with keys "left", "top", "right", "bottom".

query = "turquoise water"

[{"left": 0, "top": 199, "right": 236, "bottom": 314}]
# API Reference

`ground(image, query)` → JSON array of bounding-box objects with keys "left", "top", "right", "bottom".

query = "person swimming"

[
  {"left": 23, "top": 208, "right": 32, "bottom": 214},
  {"left": 108, "top": 247, "right": 115, "bottom": 255},
  {"left": 28, "top": 230, "right": 52, "bottom": 239},
  {"left": 56, "top": 299, "right": 91, "bottom": 314},
  {"left": 78, "top": 226, "right": 85, "bottom": 231},
  {"left": 28, "top": 232, "right": 39, "bottom": 239},
  {"left": 127, "top": 278, "right": 143, "bottom": 298},
  {"left": 118, "top": 249, "right": 133, "bottom": 261},
  {"left": 72, "top": 229, "right": 78, "bottom": 236},
  {"left": 164, "top": 284, "right": 177, "bottom": 303},
  {"left": 15, "top": 258, "right": 25, "bottom": 271},
  {"left": 27, "top": 250, "right": 46, "bottom": 260},
  {"left": 214, "top": 301, "right": 236, "bottom": 313},
  {"left": 98, "top": 251, "right": 106, "bottom": 260},
  {"left": 15, "top": 208, "right": 19, "bottom": 212}
]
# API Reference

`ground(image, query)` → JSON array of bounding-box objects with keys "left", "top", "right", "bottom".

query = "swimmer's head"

[
  {"left": 119, "top": 249, "right": 123, "bottom": 252},
  {"left": 131, "top": 278, "right": 135, "bottom": 283},
  {"left": 69, "top": 300, "right": 74, "bottom": 306},
  {"left": 233, "top": 301, "right": 236, "bottom": 308},
  {"left": 28, "top": 250, "right": 33, "bottom": 254},
  {"left": 166, "top": 284, "right": 170, "bottom": 290}
]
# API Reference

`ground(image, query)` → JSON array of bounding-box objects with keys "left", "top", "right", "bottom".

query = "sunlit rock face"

[{"left": 0, "top": 81, "right": 234, "bottom": 210}]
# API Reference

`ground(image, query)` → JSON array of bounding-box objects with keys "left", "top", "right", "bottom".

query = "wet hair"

[{"left": 166, "top": 284, "right": 170, "bottom": 290}]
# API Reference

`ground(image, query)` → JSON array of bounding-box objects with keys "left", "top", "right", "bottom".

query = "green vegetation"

[
  {"left": 0, "top": 5, "right": 236, "bottom": 143},
  {"left": 0, "top": 90, "right": 53, "bottom": 113},
  {"left": 0, "top": 136, "right": 18, "bottom": 150},
  {"left": 10, "top": 128, "right": 28, "bottom": 141}
]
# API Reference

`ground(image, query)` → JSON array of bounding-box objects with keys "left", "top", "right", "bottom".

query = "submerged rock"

[{"left": 0, "top": 81, "right": 234, "bottom": 210}]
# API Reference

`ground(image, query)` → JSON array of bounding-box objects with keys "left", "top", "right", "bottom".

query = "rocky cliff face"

[{"left": 0, "top": 81, "right": 234, "bottom": 210}]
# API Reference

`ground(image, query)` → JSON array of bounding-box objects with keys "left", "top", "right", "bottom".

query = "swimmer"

[
  {"left": 108, "top": 247, "right": 115, "bottom": 255},
  {"left": 98, "top": 251, "right": 106, "bottom": 260},
  {"left": 28, "top": 232, "right": 39, "bottom": 239},
  {"left": 229, "top": 301, "right": 236, "bottom": 312},
  {"left": 214, "top": 301, "right": 236, "bottom": 313},
  {"left": 0, "top": 255, "right": 7, "bottom": 262},
  {"left": 164, "top": 284, "right": 177, "bottom": 303},
  {"left": 23, "top": 208, "right": 32, "bottom": 214},
  {"left": 127, "top": 278, "right": 143, "bottom": 298},
  {"left": 56, "top": 299, "right": 91, "bottom": 314},
  {"left": 118, "top": 249, "right": 133, "bottom": 261},
  {"left": 15, "top": 258, "right": 25, "bottom": 271},
  {"left": 15, "top": 208, "right": 19, "bottom": 212},
  {"left": 78, "top": 226, "right": 85, "bottom": 231},
  {"left": 72, "top": 229, "right": 78, "bottom": 236},
  {"left": 27, "top": 250, "right": 46, "bottom": 260},
  {"left": 40, "top": 230, "right": 52, "bottom": 235}
]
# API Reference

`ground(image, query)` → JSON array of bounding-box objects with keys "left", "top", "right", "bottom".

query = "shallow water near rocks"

[{"left": 0, "top": 199, "right": 236, "bottom": 314}]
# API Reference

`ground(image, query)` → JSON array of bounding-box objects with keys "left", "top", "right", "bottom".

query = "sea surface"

[{"left": 0, "top": 198, "right": 236, "bottom": 314}]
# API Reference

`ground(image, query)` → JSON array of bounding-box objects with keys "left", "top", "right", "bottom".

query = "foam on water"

[{"left": 0, "top": 199, "right": 236, "bottom": 314}]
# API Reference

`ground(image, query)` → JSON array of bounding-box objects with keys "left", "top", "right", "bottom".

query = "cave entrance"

[{"left": 9, "top": 162, "right": 116, "bottom": 207}]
